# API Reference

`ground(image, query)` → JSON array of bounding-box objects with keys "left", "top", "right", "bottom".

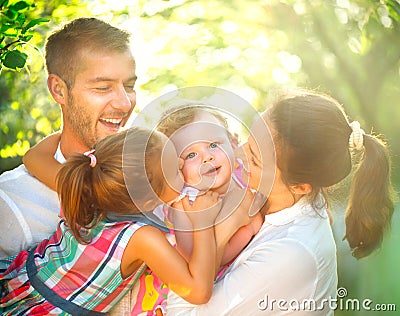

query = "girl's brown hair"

[
  {"left": 56, "top": 127, "right": 165, "bottom": 243},
  {"left": 265, "top": 89, "right": 395, "bottom": 259}
]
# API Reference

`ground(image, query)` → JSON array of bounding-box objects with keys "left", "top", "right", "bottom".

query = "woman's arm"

[
  {"left": 220, "top": 212, "right": 264, "bottom": 265},
  {"left": 166, "top": 239, "right": 320, "bottom": 315},
  {"left": 123, "top": 191, "right": 221, "bottom": 304},
  {"left": 23, "top": 132, "right": 61, "bottom": 191},
  {"left": 214, "top": 188, "right": 261, "bottom": 266}
]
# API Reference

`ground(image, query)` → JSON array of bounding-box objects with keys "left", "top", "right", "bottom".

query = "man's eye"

[
  {"left": 185, "top": 152, "right": 197, "bottom": 160},
  {"left": 125, "top": 85, "right": 136, "bottom": 92},
  {"left": 95, "top": 87, "right": 110, "bottom": 91}
]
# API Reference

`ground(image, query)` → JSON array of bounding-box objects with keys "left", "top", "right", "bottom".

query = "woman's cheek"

[{"left": 248, "top": 164, "right": 262, "bottom": 191}]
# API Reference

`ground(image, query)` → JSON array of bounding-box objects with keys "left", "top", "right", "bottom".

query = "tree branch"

[{"left": 0, "top": 40, "right": 21, "bottom": 53}]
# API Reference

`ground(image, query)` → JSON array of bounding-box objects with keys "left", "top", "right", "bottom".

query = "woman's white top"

[{"left": 167, "top": 197, "right": 337, "bottom": 315}]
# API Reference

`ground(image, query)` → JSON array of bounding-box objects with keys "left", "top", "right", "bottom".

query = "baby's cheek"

[{"left": 181, "top": 162, "right": 198, "bottom": 184}]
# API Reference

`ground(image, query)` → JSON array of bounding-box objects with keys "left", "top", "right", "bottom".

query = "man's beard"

[{"left": 65, "top": 94, "right": 97, "bottom": 148}]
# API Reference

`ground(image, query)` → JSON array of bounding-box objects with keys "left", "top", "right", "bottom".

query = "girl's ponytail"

[
  {"left": 57, "top": 154, "right": 96, "bottom": 243},
  {"left": 345, "top": 133, "right": 395, "bottom": 259}
]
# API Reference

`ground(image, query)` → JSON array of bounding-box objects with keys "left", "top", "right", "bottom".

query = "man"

[{"left": 0, "top": 17, "right": 137, "bottom": 258}]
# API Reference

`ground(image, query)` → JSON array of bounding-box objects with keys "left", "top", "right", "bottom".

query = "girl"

[
  {"left": 166, "top": 89, "right": 395, "bottom": 315},
  {"left": 0, "top": 127, "right": 249, "bottom": 315}
]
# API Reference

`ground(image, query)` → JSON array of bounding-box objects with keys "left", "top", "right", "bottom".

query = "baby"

[{"left": 157, "top": 104, "right": 264, "bottom": 266}]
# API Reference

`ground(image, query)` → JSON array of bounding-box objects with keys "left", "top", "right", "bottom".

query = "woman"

[{"left": 166, "top": 89, "right": 395, "bottom": 315}]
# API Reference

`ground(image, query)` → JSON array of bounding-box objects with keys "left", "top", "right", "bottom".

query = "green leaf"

[
  {"left": 3, "top": 49, "right": 27, "bottom": 69},
  {"left": 0, "top": 0, "right": 10, "bottom": 9},
  {"left": 3, "top": 29, "right": 18, "bottom": 37},
  {"left": 387, "top": 0, "right": 400, "bottom": 23},
  {"left": 23, "top": 18, "right": 49, "bottom": 32},
  {"left": 1, "top": 23, "right": 13, "bottom": 32},
  {"left": 4, "top": 9, "right": 17, "bottom": 20},
  {"left": 18, "top": 34, "right": 32, "bottom": 42},
  {"left": 16, "top": 13, "right": 26, "bottom": 26},
  {"left": 10, "top": 1, "right": 30, "bottom": 12}
]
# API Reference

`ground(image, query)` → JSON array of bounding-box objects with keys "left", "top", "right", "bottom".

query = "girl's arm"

[
  {"left": 170, "top": 200, "right": 194, "bottom": 261},
  {"left": 22, "top": 132, "right": 61, "bottom": 191},
  {"left": 122, "top": 191, "right": 221, "bottom": 304}
]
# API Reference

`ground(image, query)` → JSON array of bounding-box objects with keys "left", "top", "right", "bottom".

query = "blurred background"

[{"left": 1, "top": 0, "right": 399, "bottom": 314}]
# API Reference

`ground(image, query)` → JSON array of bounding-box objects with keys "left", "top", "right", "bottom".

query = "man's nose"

[{"left": 111, "top": 86, "right": 135, "bottom": 112}]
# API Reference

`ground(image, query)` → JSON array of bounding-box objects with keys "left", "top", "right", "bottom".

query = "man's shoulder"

[
  {"left": 0, "top": 163, "right": 41, "bottom": 185},
  {"left": 0, "top": 164, "right": 29, "bottom": 182},
  {"left": 0, "top": 163, "right": 56, "bottom": 200}
]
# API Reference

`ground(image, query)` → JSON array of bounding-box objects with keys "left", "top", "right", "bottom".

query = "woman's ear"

[
  {"left": 290, "top": 183, "right": 312, "bottom": 195},
  {"left": 48, "top": 74, "right": 68, "bottom": 105}
]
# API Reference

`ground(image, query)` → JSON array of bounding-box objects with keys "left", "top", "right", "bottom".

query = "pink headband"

[{"left": 84, "top": 149, "right": 97, "bottom": 168}]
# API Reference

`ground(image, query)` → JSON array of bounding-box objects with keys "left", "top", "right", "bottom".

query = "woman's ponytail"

[{"left": 345, "top": 134, "right": 395, "bottom": 259}]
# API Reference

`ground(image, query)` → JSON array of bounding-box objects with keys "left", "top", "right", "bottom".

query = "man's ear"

[
  {"left": 48, "top": 74, "right": 68, "bottom": 105},
  {"left": 290, "top": 183, "right": 312, "bottom": 195}
]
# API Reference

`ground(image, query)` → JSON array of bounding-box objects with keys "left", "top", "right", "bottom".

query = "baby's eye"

[
  {"left": 209, "top": 142, "right": 219, "bottom": 149},
  {"left": 185, "top": 152, "right": 197, "bottom": 160}
]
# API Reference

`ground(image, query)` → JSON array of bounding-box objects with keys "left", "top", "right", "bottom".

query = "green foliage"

[
  {"left": 137, "top": 0, "right": 400, "bottom": 183},
  {"left": 0, "top": 0, "right": 93, "bottom": 172},
  {"left": 0, "top": 0, "right": 49, "bottom": 71}
]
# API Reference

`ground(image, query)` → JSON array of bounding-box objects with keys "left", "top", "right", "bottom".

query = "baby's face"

[{"left": 171, "top": 112, "right": 235, "bottom": 194}]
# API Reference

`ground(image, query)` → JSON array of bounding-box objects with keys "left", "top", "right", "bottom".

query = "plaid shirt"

[{"left": 1, "top": 219, "right": 145, "bottom": 315}]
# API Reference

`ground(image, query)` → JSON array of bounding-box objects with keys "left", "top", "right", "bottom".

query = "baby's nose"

[{"left": 202, "top": 154, "right": 214, "bottom": 164}]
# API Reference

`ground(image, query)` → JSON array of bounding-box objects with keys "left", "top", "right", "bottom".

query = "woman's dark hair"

[{"left": 265, "top": 89, "right": 395, "bottom": 259}]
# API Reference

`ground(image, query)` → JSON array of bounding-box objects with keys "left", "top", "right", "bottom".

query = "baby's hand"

[{"left": 181, "top": 191, "right": 222, "bottom": 230}]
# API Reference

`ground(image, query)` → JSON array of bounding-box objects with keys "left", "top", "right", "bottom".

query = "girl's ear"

[
  {"left": 290, "top": 183, "right": 312, "bottom": 195},
  {"left": 178, "top": 157, "right": 184, "bottom": 170},
  {"left": 48, "top": 74, "right": 68, "bottom": 105}
]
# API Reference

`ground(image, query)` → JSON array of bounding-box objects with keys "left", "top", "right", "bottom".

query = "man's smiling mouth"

[{"left": 99, "top": 117, "right": 124, "bottom": 129}]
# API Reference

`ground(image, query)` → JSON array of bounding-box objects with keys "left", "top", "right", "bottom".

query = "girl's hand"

[{"left": 181, "top": 191, "right": 222, "bottom": 230}]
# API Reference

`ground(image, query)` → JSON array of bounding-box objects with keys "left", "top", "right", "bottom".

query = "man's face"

[{"left": 63, "top": 49, "right": 137, "bottom": 149}]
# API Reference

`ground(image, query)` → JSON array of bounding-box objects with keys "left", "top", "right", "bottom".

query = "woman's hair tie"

[
  {"left": 84, "top": 149, "right": 97, "bottom": 168},
  {"left": 349, "top": 121, "right": 365, "bottom": 151}
]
